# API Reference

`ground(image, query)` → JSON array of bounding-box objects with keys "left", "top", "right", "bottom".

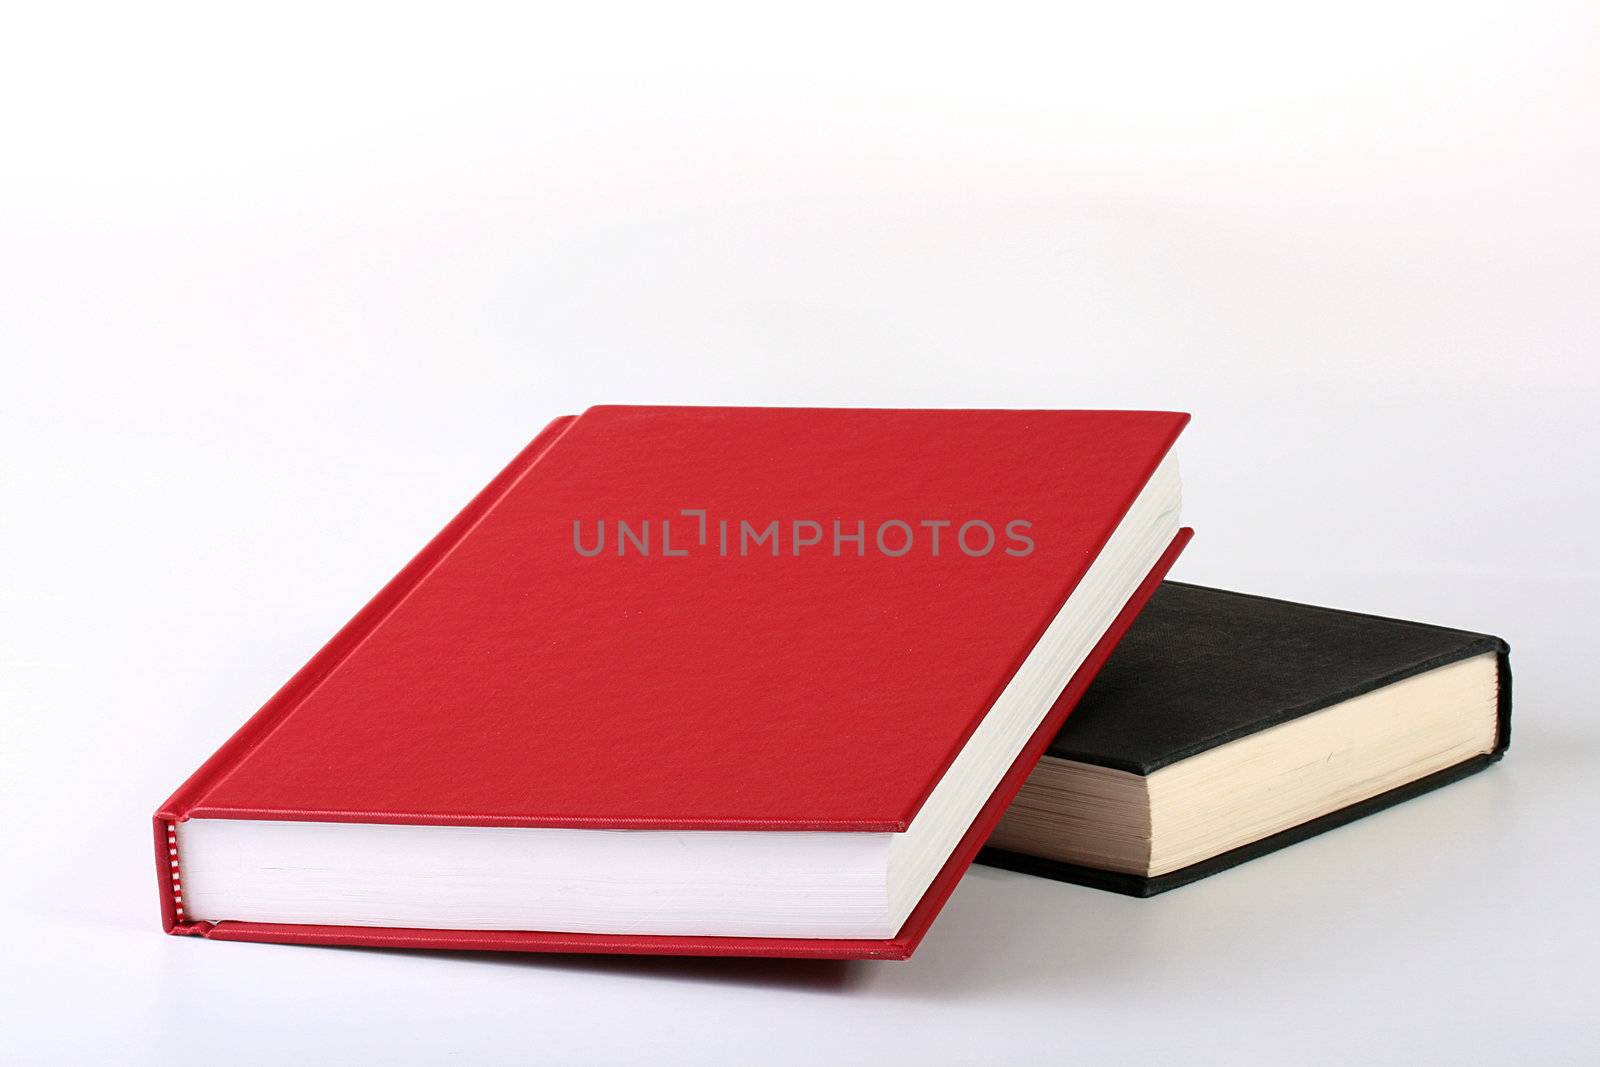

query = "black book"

[{"left": 979, "top": 582, "right": 1511, "bottom": 896}]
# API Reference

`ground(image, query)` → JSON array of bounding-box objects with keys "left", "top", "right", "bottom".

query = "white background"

[{"left": 3, "top": 2, "right": 1597, "bottom": 1062}]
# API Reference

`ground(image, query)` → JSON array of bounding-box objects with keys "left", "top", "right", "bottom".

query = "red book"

[{"left": 156, "top": 406, "right": 1190, "bottom": 959}]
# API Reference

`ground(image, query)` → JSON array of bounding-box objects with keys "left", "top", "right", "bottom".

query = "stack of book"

[{"left": 155, "top": 407, "right": 1508, "bottom": 959}]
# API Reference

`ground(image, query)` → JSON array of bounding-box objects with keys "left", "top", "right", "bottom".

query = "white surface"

[{"left": 2, "top": 2, "right": 1597, "bottom": 1062}]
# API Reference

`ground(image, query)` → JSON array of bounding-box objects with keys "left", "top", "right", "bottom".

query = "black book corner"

[{"left": 979, "top": 582, "right": 1511, "bottom": 897}]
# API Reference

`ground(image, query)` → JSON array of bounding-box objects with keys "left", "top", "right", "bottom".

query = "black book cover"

[{"left": 978, "top": 582, "right": 1512, "bottom": 896}]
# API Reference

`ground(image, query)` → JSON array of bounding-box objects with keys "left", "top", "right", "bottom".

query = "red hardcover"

[{"left": 156, "top": 405, "right": 1189, "bottom": 958}]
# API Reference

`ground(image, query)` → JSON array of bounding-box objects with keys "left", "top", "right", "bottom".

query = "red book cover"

[{"left": 156, "top": 405, "right": 1190, "bottom": 959}]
